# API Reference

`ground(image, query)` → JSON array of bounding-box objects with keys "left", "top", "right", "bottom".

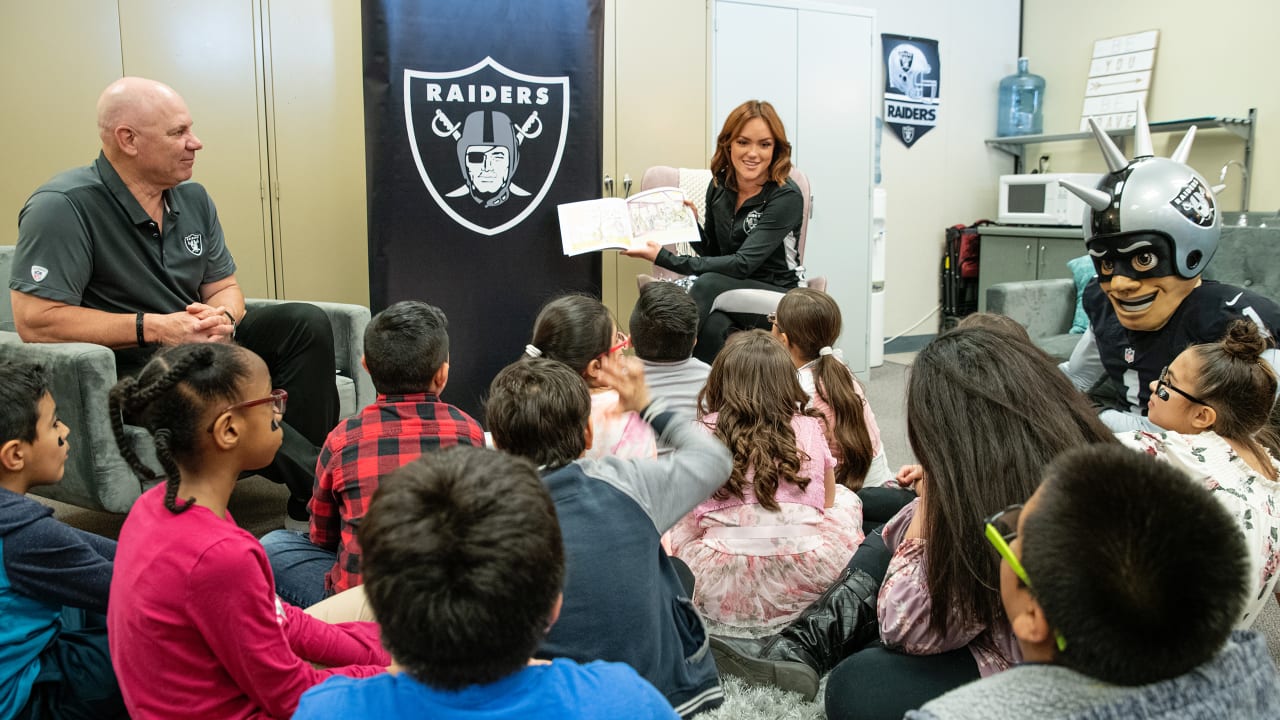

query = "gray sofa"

[
  {"left": 0, "top": 245, "right": 375, "bottom": 513},
  {"left": 987, "top": 226, "right": 1280, "bottom": 361}
]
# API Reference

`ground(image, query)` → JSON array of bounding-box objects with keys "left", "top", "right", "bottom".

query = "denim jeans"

[{"left": 260, "top": 529, "right": 336, "bottom": 609}]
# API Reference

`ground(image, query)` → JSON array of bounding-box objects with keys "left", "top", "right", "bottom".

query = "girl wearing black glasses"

[{"left": 1121, "top": 319, "right": 1280, "bottom": 627}]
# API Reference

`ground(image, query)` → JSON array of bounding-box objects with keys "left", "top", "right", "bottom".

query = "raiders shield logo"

[
  {"left": 1169, "top": 177, "right": 1215, "bottom": 228},
  {"left": 405, "top": 56, "right": 569, "bottom": 236},
  {"left": 183, "top": 234, "right": 203, "bottom": 256}
]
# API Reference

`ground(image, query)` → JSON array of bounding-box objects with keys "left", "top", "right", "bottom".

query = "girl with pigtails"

[
  {"left": 771, "top": 288, "right": 891, "bottom": 490},
  {"left": 105, "top": 343, "right": 389, "bottom": 720},
  {"left": 1119, "top": 318, "right": 1280, "bottom": 628}
]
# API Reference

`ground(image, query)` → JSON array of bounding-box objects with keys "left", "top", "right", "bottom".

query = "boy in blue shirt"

[
  {"left": 293, "top": 446, "right": 678, "bottom": 719},
  {"left": 0, "top": 361, "right": 125, "bottom": 718}
]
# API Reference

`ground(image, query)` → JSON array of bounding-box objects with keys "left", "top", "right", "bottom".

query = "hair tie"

[
  {"left": 524, "top": 344, "right": 543, "bottom": 358},
  {"left": 818, "top": 346, "right": 846, "bottom": 364}
]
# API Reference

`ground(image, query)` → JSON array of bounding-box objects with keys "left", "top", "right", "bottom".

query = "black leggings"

[
  {"left": 824, "top": 644, "right": 980, "bottom": 720},
  {"left": 688, "top": 272, "right": 791, "bottom": 363}
]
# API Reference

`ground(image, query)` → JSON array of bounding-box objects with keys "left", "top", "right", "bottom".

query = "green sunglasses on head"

[{"left": 984, "top": 504, "right": 1068, "bottom": 653}]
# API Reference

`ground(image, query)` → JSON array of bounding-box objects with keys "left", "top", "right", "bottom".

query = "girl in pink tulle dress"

[{"left": 668, "top": 330, "right": 862, "bottom": 631}]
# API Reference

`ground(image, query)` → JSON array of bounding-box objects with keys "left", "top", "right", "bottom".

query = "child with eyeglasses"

[
  {"left": 909, "top": 444, "right": 1280, "bottom": 719},
  {"left": 523, "top": 293, "right": 657, "bottom": 460},
  {"left": 1118, "top": 318, "right": 1280, "bottom": 627},
  {"left": 106, "top": 343, "right": 389, "bottom": 719}
]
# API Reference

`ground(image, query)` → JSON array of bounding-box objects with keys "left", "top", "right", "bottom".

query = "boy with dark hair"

[
  {"left": 262, "top": 300, "right": 484, "bottom": 607},
  {"left": 292, "top": 447, "right": 677, "bottom": 719},
  {"left": 910, "top": 444, "right": 1280, "bottom": 719},
  {"left": 630, "top": 282, "right": 710, "bottom": 417},
  {"left": 486, "top": 356, "right": 732, "bottom": 718},
  {"left": 0, "top": 361, "right": 126, "bottom": 718}
]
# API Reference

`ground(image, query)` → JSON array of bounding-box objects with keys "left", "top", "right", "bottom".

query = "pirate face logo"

[{"left": 406, "top": 57, "right": 569, "bottom": 236}]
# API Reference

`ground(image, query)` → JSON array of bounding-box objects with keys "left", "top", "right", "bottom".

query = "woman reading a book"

[{"left": 623, "top": 99, "right": 804, "bottom": 363}]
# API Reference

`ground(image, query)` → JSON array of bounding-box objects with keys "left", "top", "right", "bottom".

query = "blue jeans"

[{"left": 260, "top": 529, "right": 336, "bottom": 608}]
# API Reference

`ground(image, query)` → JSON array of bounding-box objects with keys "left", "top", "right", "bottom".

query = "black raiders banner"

[
  {"left": 882, "top": 34, "right": 940, "bottom": 148},
  {"left": 363, "top": 0, "right": 603, "bottom": 416}
]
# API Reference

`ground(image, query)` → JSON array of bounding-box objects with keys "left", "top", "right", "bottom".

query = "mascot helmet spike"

[
  {"left": 1059, "top": 178, "right": 1112, "bottom": 212},
  {"left": 1087, "top": 117, "right": 1130, "bottom": 173},
  {"left": 1079, "top": 107, "right": 1220, "bottom": 279},
  {"left": 1132, "top": 102, "right": 1154, "bottom": 159},
  {"left": 1170, "top": 125, "right": 1198, "bottom": 165}
]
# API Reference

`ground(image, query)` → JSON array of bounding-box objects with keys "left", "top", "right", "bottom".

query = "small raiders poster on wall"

[{"left": 882, "top": 33, "right": 940, "bottom": 148}]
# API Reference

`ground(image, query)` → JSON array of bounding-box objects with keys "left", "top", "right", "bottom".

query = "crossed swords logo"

[{"left": 432, "top": 108, "right": 544, "bottom": 198}]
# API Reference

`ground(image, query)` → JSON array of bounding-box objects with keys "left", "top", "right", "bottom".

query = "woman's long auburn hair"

[
  {"left": 776, "top": 288, "right": 874, "bottom": 489},
  {"left": 907, "top": 326, "right": 1116, "bottom": 638},
  {"left": 709, "top": 100, "right": 793, "bottom": 193},
  {"left": 698, "top": 330, "right": 813, "bottom": 511}
]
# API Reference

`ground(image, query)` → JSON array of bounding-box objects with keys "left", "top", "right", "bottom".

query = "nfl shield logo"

[
  {"left": 405, "top": 56, "right": 569, "bottom": 236},
  {"left": 30, "top": 265, "right": 47, "bottom": 282},
  {"left": 183, "top": 234, "right": 203, "bottom": 256},
  {"left": 1124, "top": 347, "right": 1135, "bottom": 364}
]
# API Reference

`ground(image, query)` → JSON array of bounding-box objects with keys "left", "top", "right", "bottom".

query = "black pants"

[
  {"left": 17, "top": 609, "right": 127, "bottom": 720},
  {"left": 688, "top": 272, "right": 791, "bottom": 364},
  {"left": 116, "top": 303, "right": 338, "bottom": 505},
  {"left": 824, "top": 644, "right": 980, "bottom": 720},
  {"left": 235, "top": 303, "right": 339, "bottom": 504}
]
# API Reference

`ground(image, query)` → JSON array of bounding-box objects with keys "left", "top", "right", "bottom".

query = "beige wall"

[
  {"left": 1022, "top": 0, "right": 1276, "bottom": 215},
  {"left": 824, "top": 0, "right": 1021, "bottom": 339}
]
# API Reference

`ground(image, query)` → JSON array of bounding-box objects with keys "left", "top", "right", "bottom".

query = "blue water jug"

[{"left": 997, "top": 57, "right": 1045, "bottom": 137}]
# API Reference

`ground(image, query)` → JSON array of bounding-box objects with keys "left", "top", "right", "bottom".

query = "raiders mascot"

[{"left": 1059, "top": 104, "right": 1280, "bottom": 431}]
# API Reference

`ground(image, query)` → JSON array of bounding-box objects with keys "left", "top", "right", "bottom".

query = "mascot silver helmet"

[{"left": 1059, "top": 103, "right": 1220, "bottom": 279}]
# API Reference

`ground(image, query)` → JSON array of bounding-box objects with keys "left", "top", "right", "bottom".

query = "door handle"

[
  {"left": 1025, "top": 244, "right": 1032, "bottom": 265},
  {"left": 1039, "top": 244, "right": 1048, "bottom": 270},
  {"left": 623, "top": 173, "right": 633, "bottom": 198},
  {"left": 603, "top": 175, "right": 614, "bottom": 197}
]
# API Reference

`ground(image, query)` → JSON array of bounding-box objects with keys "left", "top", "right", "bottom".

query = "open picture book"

[{"left": 556, "top": 187, "right": 700, "bottom": 256}]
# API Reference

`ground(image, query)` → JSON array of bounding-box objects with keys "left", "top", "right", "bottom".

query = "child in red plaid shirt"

[{"left": 262, "top": 301, "right": 484, "bottom": 607}]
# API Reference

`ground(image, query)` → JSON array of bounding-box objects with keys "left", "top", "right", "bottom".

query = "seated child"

[
  {"left": 667, "top": 330, "right": 863, "bottom": 631},
  {"left": 1119, "top": 319, "right": 1280, "bottom": 627},
  {"left": 293, "top": 447, "right": 679, "bottom": 719},
  {"left": 0, "top": 361, "right": 125, "bottom": 719},
  {"left": 262, "top": 300, "right": 483, "bottom": 608},
  {"left": 525, "top": 293, "right": 657, "bottom": 459},
  {"left": 910, "top": 444, "right": 1280, "bottom": 719},
  {"left": 772, "top": 288, "right": 890, "bottom": 489},
  {"left": 630, "top": 281, "right": 711, "bottom": 419},
  {"left": 486, "top": 355, "right": 732, "bottom": 718},
  {"left": 107, "top": 343, "right": 390, "bottom": 719}
]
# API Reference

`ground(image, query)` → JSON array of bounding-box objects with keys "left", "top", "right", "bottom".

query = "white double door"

[{"left": 713, "top": 0, "right": 876, "bottom": 375}]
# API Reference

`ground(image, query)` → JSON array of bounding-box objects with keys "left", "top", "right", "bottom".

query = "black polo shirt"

[{"left": 11, "top": 152, "right": 237, "bottom": 314}]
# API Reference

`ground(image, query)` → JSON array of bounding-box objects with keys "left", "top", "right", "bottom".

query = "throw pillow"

[{"left": 1067, "top": 255, "right": 1095, "bottom": 334}]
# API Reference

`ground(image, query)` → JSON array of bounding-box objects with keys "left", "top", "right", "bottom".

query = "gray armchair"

[{"left": 0, "top": 245, "right": 374, "bottom": 513}]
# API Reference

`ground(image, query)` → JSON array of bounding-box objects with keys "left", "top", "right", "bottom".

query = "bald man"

[{"left": 10, "top": 77, "right": 338, "bottom": 524}]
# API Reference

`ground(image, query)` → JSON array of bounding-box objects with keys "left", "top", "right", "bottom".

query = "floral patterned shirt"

[
  {"left": 1118, "top": 430, "right": 1280, "bottom": 628},
  {"left": 878, "top": 498, "right": 1021, "bottom": 677}
]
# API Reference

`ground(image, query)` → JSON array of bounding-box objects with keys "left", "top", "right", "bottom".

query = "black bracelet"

[
  {"left": 223, "top": 309, "right": 237, "bottom": 339},
  {"left": 135, "top": 312, "right": 147, "bottom": 347}
]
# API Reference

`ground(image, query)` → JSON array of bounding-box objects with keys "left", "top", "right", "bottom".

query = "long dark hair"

[
  {"left": 698, "top": 330, "right": 813, "bottom": 511},
  {"left": 527, "top": 294, "right": 613, "bottom": 377},
  {"left": 1188, "top": 319, "right": 1280, "bottom": 476},
  {"left": 907, "top": 326, "right": 1115, "bottom": 637},
  {"left": 776, "top": 288, "right": 874, "bottom": 489},
  {"left": 109, "top": 343, "right": 250, "bottom": 514}
]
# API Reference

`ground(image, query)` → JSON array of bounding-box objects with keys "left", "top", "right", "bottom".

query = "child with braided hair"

[{"left": 105, "top": 343, "right": 389, "bottom": 720}]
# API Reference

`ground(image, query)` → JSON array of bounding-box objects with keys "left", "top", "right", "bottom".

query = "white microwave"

[{"left": 998, "top": 173, "right": 1105, "bottom": 226}]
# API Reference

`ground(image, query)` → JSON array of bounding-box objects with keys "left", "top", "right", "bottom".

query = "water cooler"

[{"left": 870, "top": 187, "right": 887, "bottom": 367}]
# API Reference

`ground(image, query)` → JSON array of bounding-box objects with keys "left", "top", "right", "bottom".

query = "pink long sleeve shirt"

[
  {"left": 108, "top": 485, "right": 389, "bottom": 719},
  {"left": 877, "top": 498, "right": 1021, "bottom": 677}
]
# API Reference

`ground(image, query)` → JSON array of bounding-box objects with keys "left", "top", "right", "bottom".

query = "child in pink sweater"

[{"left": 107, "top": 343, "right": 389, "bottom": 719}]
